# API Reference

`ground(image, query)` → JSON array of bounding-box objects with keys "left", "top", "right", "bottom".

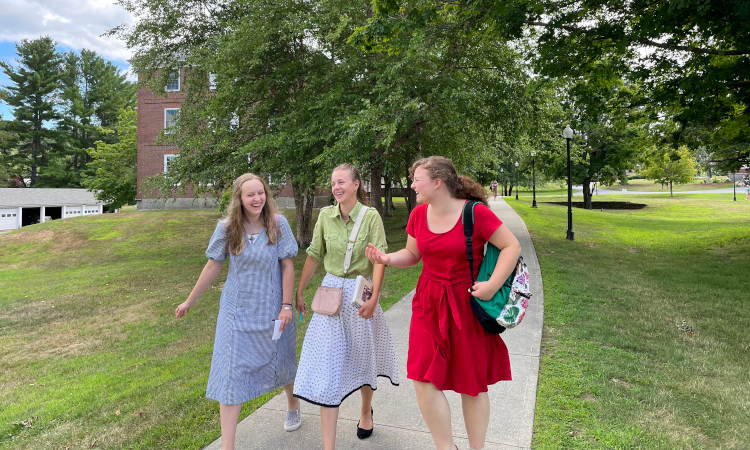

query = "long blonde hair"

[
  {"left": 333, "top": 163, "right": 369, "bottom": 205},
  {"left": 225, "top": 173, "right": 279, "bottom": 255}
]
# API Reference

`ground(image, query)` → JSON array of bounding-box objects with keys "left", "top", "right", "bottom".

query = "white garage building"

[{"left": 0, "top": 188, "right": 105, "bottom": 231}]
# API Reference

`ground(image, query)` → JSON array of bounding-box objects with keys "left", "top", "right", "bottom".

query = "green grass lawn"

[
  {"left": 508, "top": 194, "right": 750, "bottom": 449},
  {"left": 0, "top": 204, "right": 420, "bottom": 450},
  {"left": 614, "top": 178, "right": 735, "bottom": 192}
]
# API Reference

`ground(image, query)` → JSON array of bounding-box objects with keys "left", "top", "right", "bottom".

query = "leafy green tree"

[
  {"left": 81, "top": 108, "right": 137, "bottom": 209},
  {"left": 0, "top": 36, "right": 63, "bottom": 187},
  {"left": 641, "top": 146, "right": 697, "bottom": 197}
]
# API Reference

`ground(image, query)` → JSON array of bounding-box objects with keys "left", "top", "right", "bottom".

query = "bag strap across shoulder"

[
  {"left": 343, "top": 205, "right": 369, "bottom": 276},
  {"left": 461, "top": 200, "right": 479, "bottom": 288}
]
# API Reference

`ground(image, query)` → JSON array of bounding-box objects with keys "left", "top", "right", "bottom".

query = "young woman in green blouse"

[{"left": 293, "top": 164, "right": 400, "bottom": 450}]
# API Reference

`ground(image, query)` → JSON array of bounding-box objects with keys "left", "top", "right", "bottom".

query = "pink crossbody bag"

[{"left": 311, "top": 206, "right": 369, "bottom": 315}]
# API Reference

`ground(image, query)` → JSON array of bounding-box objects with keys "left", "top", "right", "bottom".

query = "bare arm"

[
  {"left": 365, "top": 234, "right": 421, "bottom": 267},
  {"left": 470, "top": 224, "right": 522, "bottom": 301},
  {"left": 358, "top": 262, "right": 385, "bottom": 319},
  {"left": 176, "top": 259, "right": 223, "bottom": 318},
  {"left": 295, "top": 255, "right": 320, "bottom": 315},
  {"left": 277, "top": 257, "right": 295, "bottom": 331}
]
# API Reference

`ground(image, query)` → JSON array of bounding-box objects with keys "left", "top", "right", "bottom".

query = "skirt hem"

[{"left": 294, "top": 374, "right": 399, "bottom": 408}]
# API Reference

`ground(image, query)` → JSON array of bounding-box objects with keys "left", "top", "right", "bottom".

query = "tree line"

[{"left": 0, "top": 36, "right": 137, "bottom": 206}]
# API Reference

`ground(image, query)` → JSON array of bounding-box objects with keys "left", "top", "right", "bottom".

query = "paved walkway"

[{"left": 204, "top": 198, "right": 543, "bottom": 450}]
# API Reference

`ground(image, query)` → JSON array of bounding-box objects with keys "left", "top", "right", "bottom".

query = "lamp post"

[
  {"left": 515, "top": 161, "right": 519, "bottom": 200},
  {"left": 562, "top": 125, "right": 575, "bottom": 240},
  {"left": 531, "top": 151, "right": 537, "bottom": 208},
  {"left": 500, "top": 168, "right": 504, "bottom": 196}
]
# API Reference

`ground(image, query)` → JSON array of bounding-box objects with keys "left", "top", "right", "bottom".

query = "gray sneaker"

[{"left": 284, "top": 404, "right": 301, "bottom": 431}]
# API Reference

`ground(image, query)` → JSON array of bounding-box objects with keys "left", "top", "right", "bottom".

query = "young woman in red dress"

[{"left": 366, "top": 156, "right": 521, "bottom": 450}]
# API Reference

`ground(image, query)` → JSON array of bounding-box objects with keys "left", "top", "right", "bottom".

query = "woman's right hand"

[
  {"left": 175, "top": 299, "right": 195, "bottom": 319},
  {"left": 296, "top": 291, "right": 307, "bottom": 315},
  {"left": 366, "top": 243, "right": 390, "bottom": 265}
]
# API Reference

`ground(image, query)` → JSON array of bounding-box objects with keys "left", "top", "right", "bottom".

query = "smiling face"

[
  {"left": 411, "top": 166, "right": 439, "bottom": 204},
  {"left": 240, "top": 178, "right": 266, "bottom": 218},
  {"left": 331, "top": 169, "right": 359, "bottom": 204}
]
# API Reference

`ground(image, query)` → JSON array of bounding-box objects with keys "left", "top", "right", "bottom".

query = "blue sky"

[{"left": 0, "top": 0, "right": 134, "bottom": 120}]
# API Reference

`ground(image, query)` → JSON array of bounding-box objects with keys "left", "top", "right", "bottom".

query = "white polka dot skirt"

[{"left": 294, "top": 273, "right": 400, "bottom": 407}]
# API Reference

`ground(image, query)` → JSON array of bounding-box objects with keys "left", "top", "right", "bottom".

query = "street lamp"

[
  {"left": 531, "top": 151, "right": 537, "bottom": 208},
  {"left": 562, "top": 125, "right": 575, "bottom": 241},
  {"left": 515, "top": 161, "right": 519, "bottom": 200},
  {"left": 500, "top": 168, "right": 504, "bottom": 196}
]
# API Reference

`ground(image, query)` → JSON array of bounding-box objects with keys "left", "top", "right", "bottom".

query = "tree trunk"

[
  {"left": 706, "top": 168, "right": 711, "bottom": 184},
  {"left": 670, "top": 180, "right": 673, "bottom": 197},
  {"left": 387, "top": 175, "right": 396, "bottom": 211},
  {"left": 370, "top": 160, "right": 384, "bottom": 216},
  {"left": 582, "top": 177, "right": 593, "bottom": 209},
  {"left": 292, "top": 180, "right": 315, "bottom": 248},
  {"left": 404, "top": 147, "right": 419, "bottom": 215},
  {"left": 508, "top": 184, "right": 514, "bottom": 197}
]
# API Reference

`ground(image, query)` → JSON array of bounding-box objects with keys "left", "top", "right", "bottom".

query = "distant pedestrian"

[
  {"left": 490, "top": 180, "right": 498, "bottom": 200},
  {"left": 175, "top": 173, "right": 301, "bottom": 450},
  {"left": 366, "top": 156, "right": 522, "bottom": 450},
  {"left": 294, "top": 163, "right": 399, "bottom": 450}
]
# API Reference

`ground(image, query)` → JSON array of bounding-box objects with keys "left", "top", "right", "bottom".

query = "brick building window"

[
  {"left": 166, "top": 71, "right": 180, "bottom": 91},
  {"left": 164, "top": 108, "right": 179, "bottom": 133},
  {"left": 164, "top": 154, "right": 177, "bottom": 173}
]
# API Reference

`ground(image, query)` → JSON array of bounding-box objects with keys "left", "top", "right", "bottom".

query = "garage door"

[
  {"left": 65, "top": 207, "right": 82, "bottom": 217},
  {"left": 0, "top": 209, "right": 18, "bottom": 230}
]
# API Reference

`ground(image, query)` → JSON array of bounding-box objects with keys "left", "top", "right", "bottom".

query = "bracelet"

[
  {"left": 282, "top": 302, "right": 292, "bottom": 306},
  {"left": 282, "top": 305, "right": 292, "bottom": 310}
]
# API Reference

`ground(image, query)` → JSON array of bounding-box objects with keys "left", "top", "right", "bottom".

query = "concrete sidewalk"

[{"left": 204, "top": 198, "right": 543, "bottom": 450}]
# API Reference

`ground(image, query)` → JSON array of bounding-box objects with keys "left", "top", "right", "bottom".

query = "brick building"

[{"left": 136, "top": 69, "right": 316, "bottom": 210}]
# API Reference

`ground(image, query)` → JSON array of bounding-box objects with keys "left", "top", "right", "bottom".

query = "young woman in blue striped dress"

[{"left": 176, "top": 173, "right": 301, "bottom": 450}]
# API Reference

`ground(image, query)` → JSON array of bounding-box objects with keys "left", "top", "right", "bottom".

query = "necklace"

[{"left": 243, "top": 220, "right": 263, "bottom": 243}]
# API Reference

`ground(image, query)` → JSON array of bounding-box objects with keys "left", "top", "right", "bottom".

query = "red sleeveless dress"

[{"left": 406, "top": 203, "right": 512, "bottom": 395}]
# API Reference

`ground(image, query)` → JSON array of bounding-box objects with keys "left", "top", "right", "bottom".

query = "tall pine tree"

[
  {"left": 0, "top": 36, "right": 63, "bottom": 187},
  {"left": 54, "top": 49, "right": 136, "bottom": 186}
]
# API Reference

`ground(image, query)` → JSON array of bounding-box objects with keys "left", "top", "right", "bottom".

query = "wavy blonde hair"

[{"left": 225, "top": 173, "right": 279, "bottom": 255}]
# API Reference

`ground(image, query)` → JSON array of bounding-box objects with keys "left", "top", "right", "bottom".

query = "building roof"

[{"left": 0, "top": 188, "right": 105, "bottom": 208}]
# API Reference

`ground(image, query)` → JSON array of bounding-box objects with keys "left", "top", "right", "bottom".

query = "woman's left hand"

[
  {"left": 470, "top": 281, "right": 498, "bottom": 301},
  {"left": 357, "top": 299, "right": 377, "bottom": 319},
  {"left": 277, "top": 308, "right": 292, "bottom": 332}
]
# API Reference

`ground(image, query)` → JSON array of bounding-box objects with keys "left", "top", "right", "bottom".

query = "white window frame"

[
  {"left": 165, "top": 70, "right": 180, "bottom": 92},
  {"left": 164, "top": 154, "right": 177, "bottom": 173},
  {"left": 164, "top": 108, "right": 180, "bottom": 133},
  {"left": 209, "top": 73, "right": 217, "bottom": 90}
]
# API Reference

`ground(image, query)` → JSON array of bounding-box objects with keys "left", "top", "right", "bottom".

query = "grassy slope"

[
  {"left": 0, "top": 204, "right": 420, "bottom": 450},
  {"left": 513, "top": 194, "right": 750, "bottom": 449}
]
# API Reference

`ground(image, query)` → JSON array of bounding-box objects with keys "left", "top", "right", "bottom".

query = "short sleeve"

[
  {"left": 276, "top": 215, "right": 298, "bottom": 260},
  {"left": 473, "top": 203, "right": 503, "bottom": 242},
  {"left": 205, "top": 220, "right": 228, "bottom": 262},
  {"left": 306, "top": 209, "right": 326, "bottom": 263},
  {"left": 406, "top": 204, "right": 423, "bottom": 238},
  {"left": 367, "top": 209, "right": 388, "bottom": 253}
]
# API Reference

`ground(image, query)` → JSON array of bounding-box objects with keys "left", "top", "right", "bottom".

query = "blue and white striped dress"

[{"left": 204, "top": 215, "right": 299, "bottom": 405}]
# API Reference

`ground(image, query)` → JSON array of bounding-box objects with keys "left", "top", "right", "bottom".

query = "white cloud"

[{"left": 0, "top": 0, "right": 134, "bottom": 62}]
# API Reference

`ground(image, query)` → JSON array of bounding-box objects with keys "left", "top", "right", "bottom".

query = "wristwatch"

[{"left": 282, "top": 305, "right": 292, "bottom": 310}]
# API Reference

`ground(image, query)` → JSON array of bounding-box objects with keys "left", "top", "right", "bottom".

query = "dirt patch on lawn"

[{"left": 543, "top": 201, "right": 647, "bottom": 210}]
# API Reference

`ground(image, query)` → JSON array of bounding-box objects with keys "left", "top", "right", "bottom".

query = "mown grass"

[
  {"left": 614, "top": 178, "right": 735, "bottom": 192},
  {"left": 0, "top": 203, "right": 420, "bottom": 450},
  {"left": 509, "top": 194, "right": 750, "bottom": 449}
]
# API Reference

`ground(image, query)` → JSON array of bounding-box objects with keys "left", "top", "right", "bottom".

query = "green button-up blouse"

[{"left": 306, "top": 202, "right": 388, "bottom": 278}]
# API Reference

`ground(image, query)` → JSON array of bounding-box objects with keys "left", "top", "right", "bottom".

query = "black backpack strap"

[{"left": 461, "top": 200, "right": 477, "bottom": 289}]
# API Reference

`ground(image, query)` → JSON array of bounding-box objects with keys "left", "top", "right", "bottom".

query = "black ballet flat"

[{"left": 356, "top": 407, "right": 373, "bottom": 439}]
